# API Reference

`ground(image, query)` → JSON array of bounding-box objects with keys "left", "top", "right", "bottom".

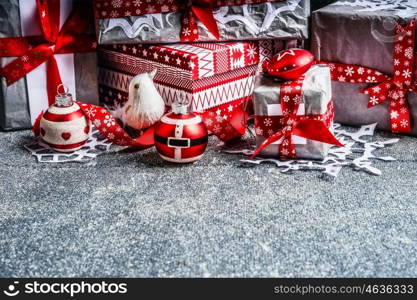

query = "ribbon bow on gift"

[
  {"left": 0, "top": 0, "right": 97, "bottom": 106},
  {"left": 180, "top": 0, "right": 220, "bottom": 42},
  {"left": 318, "top": 19, "right": 417, "bottom": 133},
  {"left": 250, "top": 74, "right": 343, "bottom": 160}
]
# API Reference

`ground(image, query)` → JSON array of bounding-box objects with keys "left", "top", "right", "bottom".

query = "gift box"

[
  {"left": 312, "top": 0, "right": 417, "bottom": 135},
  {"left": 0, "top": 0, "right": 99, "bottom": 130},
  {"left": 252, "top": 65, "right": 336, "bottom": 160},
  {"left": 97, "top": 40, "right": 290, "bottom": 115},
  {"left": 93, "top": 0, "right": 310, "bottom": 45}
]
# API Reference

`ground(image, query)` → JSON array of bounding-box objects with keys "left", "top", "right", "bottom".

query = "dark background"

[{"left": 312, "top": 0, "right": 337, "bottom": 11}]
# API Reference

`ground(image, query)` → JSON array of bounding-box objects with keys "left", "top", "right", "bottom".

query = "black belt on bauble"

[{"left": 155, "top": 134, "right": 208, "bottom": 148}]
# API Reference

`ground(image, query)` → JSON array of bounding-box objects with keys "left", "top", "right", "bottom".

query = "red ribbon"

[
  {"left": 250, "top": 75, "right": 343, "bottom": 160},
  {"left": 33, "top": 102, "right": 154, "bottom": 149},
  {"left": 0, "top": 0, "right": 97, "bottom": 106},
  {"left": 197, "top": 98, "right": 250, "bottom": 142},
  {"left": 180, "top": 0, "right": 220, "bottom": 42},
  {"left": 94, "top": 0, "right": 284, "bottom": 42},
  {"left": 318, "top": 19, "right": 416, "bottom": 133}
]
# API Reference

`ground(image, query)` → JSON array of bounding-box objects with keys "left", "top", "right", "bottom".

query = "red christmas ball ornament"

[
  {"left": 39, "top": 85, "right": 91, "bottom": 152},
  {"left": 263, "top": 48, "right": 314, "bottom": 80},
  {"left": 154, "top": 101, "right": 208, "bottom": 163}
]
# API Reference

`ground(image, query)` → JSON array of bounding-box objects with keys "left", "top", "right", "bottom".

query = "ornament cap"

[
  {"left": 172, "top": 94, "right": 189, "bottom": 115},
  {"left": 55, "top": 84, "right": 74, "bottom": 107}
]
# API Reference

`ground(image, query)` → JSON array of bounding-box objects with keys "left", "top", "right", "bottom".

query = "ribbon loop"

[{"left": 36, "top": 0, "right": 61, "bottom": 43}]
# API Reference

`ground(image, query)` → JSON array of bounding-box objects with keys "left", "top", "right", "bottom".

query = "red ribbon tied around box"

[
  {"left": 250, "top": 75, "right": 343, "bottom": 160},
  {"left": 94, "top": 0, "right": 284, "bottom": 42},
  {"left": 33, "top": 102, "right": 155, "bottom": 149},
  {"left": 317, "top": 19, "right": 417, "bottom": 133},
  {"left": 0, "top": 0, "right": 97, "bottom": 106}
]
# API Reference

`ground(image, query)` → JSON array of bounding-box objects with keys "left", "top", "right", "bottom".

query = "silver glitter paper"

[{"left": 96, "top": 0, "right": 310, "bottom": 44}]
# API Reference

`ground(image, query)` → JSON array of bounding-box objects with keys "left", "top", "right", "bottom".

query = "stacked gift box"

[
  {"left": 92, "top": 0, "right": 312, "bottom": 145},
  {"left": 94, "top": 0, "right": 310, "bottom": 128},
  {"left": 0, "top": 0, "right": 310, "bottom": 133},
  {"left": 97, "top": 40, "right": 288, "bottom": 112}
]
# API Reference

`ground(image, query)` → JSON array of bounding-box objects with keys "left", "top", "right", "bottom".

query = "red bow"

[
  {"left": 318, "top": 19, "right": 416, "bottom": 133},
  {"left": 180, "top": 0, "right": 220, "bottom": 42},
  {"left": 0, "top": 0, "right": 97, "bottom": 106},
  {"left": 33, "top": 102, "right": 154, "bottom": 149},
  {"left": 250, "top": 75, "right": 343, "bottom": 160}
]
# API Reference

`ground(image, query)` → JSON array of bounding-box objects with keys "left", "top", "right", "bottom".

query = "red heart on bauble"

[
  {"left": 263, "top": 48, "right": 314, "bottom": 80},
  {"left": 40, "top": 128, "right": 46, "bottom": 136},
  {"left": 84, "top": 126, "right": 90, "bottom": 134},
  {"left": 61, "top": 132, "right": 71, "bottom": 140}
]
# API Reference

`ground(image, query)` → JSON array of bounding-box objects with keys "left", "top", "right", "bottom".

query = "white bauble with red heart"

[{"left": 39, "top": 102, "right": 91, "bottom": 152}]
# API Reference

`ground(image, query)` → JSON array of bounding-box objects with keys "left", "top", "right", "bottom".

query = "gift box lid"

[{"left": 99, "top": 42, "right": 261, "bottom": 81}]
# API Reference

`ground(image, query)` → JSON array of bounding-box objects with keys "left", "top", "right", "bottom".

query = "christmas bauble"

[
  {"left": 40, "top": 89, "right": 90, "bottom": 152},
  {"left": 154, "top": 102, "right": 208, "bottom": 163},
  {"left": 263, "top": 48, "right": 314, "bottom": 80}
]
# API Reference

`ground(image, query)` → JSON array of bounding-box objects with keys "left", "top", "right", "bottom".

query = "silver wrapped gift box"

[
  {"left": 311, "top": 0, "right": 417, "bottom": 134},
  {"left": 253, "top": 65, "right": 333, "bottom": 160},
  {"left": 0, "top": 0, "right": 98, "bottom": 130},
  {"left": 94, "top": 0, "right": 310, "bottom": 44}
]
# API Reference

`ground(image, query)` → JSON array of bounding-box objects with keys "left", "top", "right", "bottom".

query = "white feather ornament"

[{"left": 121, "top": 69, "right": 165, "bottom": 131}]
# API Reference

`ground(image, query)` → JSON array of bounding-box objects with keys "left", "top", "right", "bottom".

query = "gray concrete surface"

[{"left": 0, "top": 128, "right": 416, "bottom": 278}]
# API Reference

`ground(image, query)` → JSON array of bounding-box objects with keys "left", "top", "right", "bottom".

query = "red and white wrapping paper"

[
  {"left": 100, "top": 41, "right": 261, "bottom": 80},
  {"left": 98, "top": 40, "right": 284, "bottom": 107}
]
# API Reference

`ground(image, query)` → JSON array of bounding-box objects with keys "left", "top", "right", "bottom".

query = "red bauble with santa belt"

[{"left": 154, "top": 101, "right": 208, "bottom": 163}]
